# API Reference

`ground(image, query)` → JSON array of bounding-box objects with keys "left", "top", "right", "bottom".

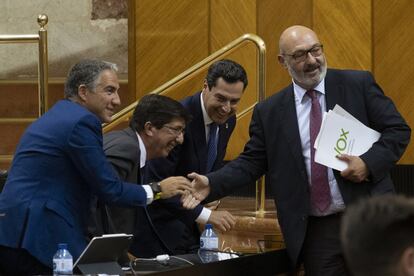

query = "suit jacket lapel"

[
  {"left": 325, "top": 69, "right": 345, "bottom": 110},
  {"left": 189, "top": 93, "right": 208, "bottom": 173},
  {"left": 124, "top": 127, "right": 141, "bottom": 183},
  {"left": 280, "top": 86, "right": 308, "bottom": 182}
]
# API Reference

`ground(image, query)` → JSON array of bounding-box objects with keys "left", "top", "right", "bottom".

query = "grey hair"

[{"left": 64, "top": 59, "right": 118, "bottom": 99}]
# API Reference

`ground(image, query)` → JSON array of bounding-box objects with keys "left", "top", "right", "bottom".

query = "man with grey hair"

[{"left": 0, "top": 59, "right": 193, "bottom": 275}]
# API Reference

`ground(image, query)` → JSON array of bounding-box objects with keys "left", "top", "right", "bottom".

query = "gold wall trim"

[
  {"left": 103, "top": 33, "right": 266, "bottom": 132},
  {"left": 0, "top": 118, "right": 36, "bottom": 123},
  {"left": 0, "top": 155, "right": 13, "bottom": 162},
  {"left": 0, "top": 78, "right": 128, "bottom": 84}
]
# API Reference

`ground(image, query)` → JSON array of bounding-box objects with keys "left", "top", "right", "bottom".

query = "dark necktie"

[
  {"left": 140, "top": 165, "right": 147, "bottom": 184},
  {"left": 307, "top": 90, "right": 331, "bottom": 212},
  {"left": 206, "top": 123, "right": 218, "bottom": 172}
]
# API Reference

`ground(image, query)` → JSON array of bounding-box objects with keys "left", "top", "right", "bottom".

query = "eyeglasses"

[
  {"left": 162, "top": 125, "right": 185, "bottom": 136},
  {"left": 283, "top": 44, "right": 324, "bottom": 62}
]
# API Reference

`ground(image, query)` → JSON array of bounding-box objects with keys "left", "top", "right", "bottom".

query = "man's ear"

[
  {"left": 143, "top": 121, "right": 154, "bottom": 137},
  {"left": 202, "top": 79, "right": 209, "bottom": 92},
  {"left": 278, "top": 54, "right": 287, "bottom": 69},
  {"left": 78, "top": 84, "right": 88, "bottom": 102},
  {"left": 400, "top": 246, "right": 414, "bottom": 276}
]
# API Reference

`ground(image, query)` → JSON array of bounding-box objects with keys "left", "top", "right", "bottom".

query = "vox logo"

[{"left": 334, "top": 128, "right": 350, "bottom": 155}]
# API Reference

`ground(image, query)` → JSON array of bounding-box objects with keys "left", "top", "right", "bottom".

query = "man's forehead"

[
  {"left": 168, "top": 118, "right": 186, "bottom": 126},
  {"left": 97, "top": 70, "right": 120, "bottom": 86}
]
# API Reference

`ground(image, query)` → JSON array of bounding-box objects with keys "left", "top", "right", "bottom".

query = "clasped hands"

[
  {"left": 160, "top": 173, "right": 235, "bottom": 232},
  {"left": 157, "top": 173, "right": 209, "bottom": 208}
]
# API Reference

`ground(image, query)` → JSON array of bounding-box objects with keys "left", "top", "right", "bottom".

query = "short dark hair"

[
  {"left": 341, "top": 195, "right": 414, "bottom": 276},
  {"left": 129, "top": 94, "right": 191, "bottom": 132},
  {"left": 64, "top": 59, "right": 118, "bottom": 99},
  {"left": 205, "top": 59, "right": 248, "bottom": 91}
]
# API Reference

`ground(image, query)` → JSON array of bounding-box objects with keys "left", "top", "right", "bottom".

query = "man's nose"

[
  {"left": 305, "top": 52, "right": 317, "bottom": 63},
  {"left": 112, "top": 91, "right": 121, "bottom": 106},
  {"left": 221, "top": 101, "right": 231, "bottom": 113},
  {"left": 176, "top": 132, "right": 184, "bottom": 144}
]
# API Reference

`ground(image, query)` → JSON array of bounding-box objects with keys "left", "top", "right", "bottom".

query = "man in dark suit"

[
  {"left": 188, "top": 25, "right": 411, "bottom": 275},
  {"left": 0, "top": 60, "right": 193, "bottom": 275},
  {"left": 99, "top": 94, "right": 195, "bottom": 257},
  {"left": 143, "top": 59, "right": 247, "bottom": 255}
]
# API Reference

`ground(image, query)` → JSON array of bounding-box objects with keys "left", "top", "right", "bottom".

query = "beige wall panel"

[
  {"left": 257, "top": 0, "right": 313, "bottom": 97},
  {"left": 314, "top": 0, "right": 371, "bottom": 70},
  {"left": 225, "top": 112, "right": 253, "bottom": 160},
  {"left": 135, "top": 0, "right": 209, "bottom": 98},
  {"left": 210, "top": 0, "right": 257, "bottom": 51},
  {"left": 374, "top": 0, "right": 414, "bottom": 164},
  {"left": 210, "top": 0, "right": 258, "bottom": 112}
]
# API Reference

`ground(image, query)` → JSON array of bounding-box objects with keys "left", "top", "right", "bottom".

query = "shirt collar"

[
  {"left": 200, "top": 92, "right": 214, "bottom": 126},
  {"left": 293, "top": 78, "right": 326, "bottom": 103},
  {"left": 136, "top": 132, "right": 147, "bottom": 169}
]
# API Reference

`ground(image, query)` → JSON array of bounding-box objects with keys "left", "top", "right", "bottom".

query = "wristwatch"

[{"left": 149, "top": 181, "right": 161, "bottom": 194}]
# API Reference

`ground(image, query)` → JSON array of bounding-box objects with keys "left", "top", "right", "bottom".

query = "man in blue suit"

[
  {"left": 0, "top": 59, "right": 193, "bottom": 275},
  {"left": 140, "top": 60, "right": 247, "bottom": 256},
  {"left": 188, "top": 26, "right": 411, "bottom": 275}
]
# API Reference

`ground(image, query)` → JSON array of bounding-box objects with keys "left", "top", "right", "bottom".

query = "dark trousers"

[
  {"left": 0, "top": 245, "right": 51, "bottom": 276},
  {"left": 301, "top": 213, "right": 349, "bottom": 276}
]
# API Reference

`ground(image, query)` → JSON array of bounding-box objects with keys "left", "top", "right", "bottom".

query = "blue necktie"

[{"left": 206, "top": 123, "right": 218, "bottom": 172}]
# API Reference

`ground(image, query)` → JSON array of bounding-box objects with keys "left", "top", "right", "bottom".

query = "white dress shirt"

[
  {"left": 293, "top": 79, "right": 345, "bottom": 216},
  {"left": 136, "top": 132, "right": 154, "bottom": 205}
]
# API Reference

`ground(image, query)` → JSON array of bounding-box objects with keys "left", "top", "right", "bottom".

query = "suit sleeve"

[
  {"left": 207, "top": 104, "right": 268, "bottom": 201},
  {"left": 66, "top": 115, "right": 147, "bottom": 206},
  {"left": 104, "top": 135, "right": 139, "bottom": 182},
  {"left": 359, "top": 71, "right": 411, "bottom": 181}
]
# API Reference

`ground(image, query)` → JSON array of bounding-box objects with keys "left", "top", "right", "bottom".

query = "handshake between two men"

[{"left": 164, "top": 173, "right": 235, "bottom": 233}]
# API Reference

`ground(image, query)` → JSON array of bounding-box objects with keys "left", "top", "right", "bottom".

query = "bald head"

[
  {"left": 279, "top": 25, "right": 320, "bottom": 55},
  {"left": 277, "top": 25, "right": 327, "bottom": 90}
]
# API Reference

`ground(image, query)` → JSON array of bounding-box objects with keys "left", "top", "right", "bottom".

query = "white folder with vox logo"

[{"left": 314, "top": 105, "right": 380, "bottom": 171}]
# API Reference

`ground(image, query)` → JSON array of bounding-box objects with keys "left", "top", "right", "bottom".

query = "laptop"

[{"left": 73, "top": 233, "right": 133, "bottom": 275}]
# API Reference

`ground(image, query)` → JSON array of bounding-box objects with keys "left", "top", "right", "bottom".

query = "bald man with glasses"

[{"left": 188, "top": 25, "right": 410, "bottom": 275}]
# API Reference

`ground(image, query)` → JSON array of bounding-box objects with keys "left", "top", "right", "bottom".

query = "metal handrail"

[
  {"left": 103, "top": 33, "right": 266, "bottom": 132},
  {"left": 0, "top": 14, "right": 49, "bottom": 117},
  {"left": 0, "top": 15, "right": 48, "bottom": 165}
]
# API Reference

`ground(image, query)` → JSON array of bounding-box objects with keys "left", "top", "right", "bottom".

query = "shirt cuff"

[
  {"left": 195, "top": 207, "right": 212, "bottom": 224},
  {"left": 142, "top": 185, "right": 153, "bottom": 204}
]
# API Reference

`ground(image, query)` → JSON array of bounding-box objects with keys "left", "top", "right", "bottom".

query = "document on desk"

[{"left": 314, "top": 105, "right": 381, "bottom": 171}]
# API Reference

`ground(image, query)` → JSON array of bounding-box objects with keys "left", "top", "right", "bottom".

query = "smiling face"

[
  {"left": 146, "top": 117, "right": 186, "bottom": 159},
  {"left": 278, "top": 26, "right": 327, "bottom": 90},
  {"left": 202, "top": 77, "right": 244, "bottom": 125},
  {"left": 80, "top": 69, "right": 121, "bottom": 123}
]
